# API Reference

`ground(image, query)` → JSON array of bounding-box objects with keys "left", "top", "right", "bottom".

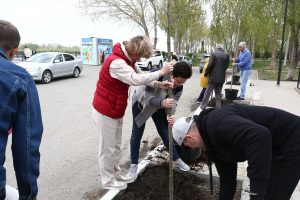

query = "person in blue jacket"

[
  {"left": 232, "top": 41, "right": 252, "bottom": 100},
  {"left": 0, "top": 20, "right": 43, "bottom": 200}
]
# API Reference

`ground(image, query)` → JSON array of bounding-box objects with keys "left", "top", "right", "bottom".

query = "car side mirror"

[{"left": 53, "top": 59, "right": 60, "bottom": 63}]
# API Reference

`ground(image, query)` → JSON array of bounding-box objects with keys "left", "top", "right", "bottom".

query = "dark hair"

[
  {"left": 172, "top": 55, "right": 178, "bottom": 61},
  {"left": 172, "top": 61, "right": 192, "bottom": 78},
  {"left": 0, "top": 20, "right": 20, "bottom": 51}
]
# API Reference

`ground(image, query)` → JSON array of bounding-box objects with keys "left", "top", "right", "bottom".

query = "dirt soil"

[{"left": 113, "top": 164, "right": 242, "bottom": 200}]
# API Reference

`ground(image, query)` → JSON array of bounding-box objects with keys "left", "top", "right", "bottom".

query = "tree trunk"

[
  {"left": 283, "top": 30, "right": 291, "bottom": 66},
  {"left": 252, "top": 36, "right": 256, "bottom": 60},
  {"left": 174, "top": 18, "right": 179, "bottom": 54},
  {"left": 270, "top": 23, "right": 280, "bottom": 68},
  {"left": 149, "top": 0, "right": 158, "bottom": 49},
  {"left": 286, "top": 24, "right": 300, "bottom": 80},
  {"left": 166, "top": 0, "right": 171, "bottom": 61}
]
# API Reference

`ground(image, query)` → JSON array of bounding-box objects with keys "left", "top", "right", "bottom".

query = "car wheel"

[
  {"left": 73, "top": 67, "right": 80, "bottom": 78},
  {"left": 147, "top": 62, "right": 152, "bottom": 70},
  {"left": 42, "top": 70, "right": 52, "bottom": 84},
  {"left": 158, "top": 61, "right": 163, "bottom": 68}
]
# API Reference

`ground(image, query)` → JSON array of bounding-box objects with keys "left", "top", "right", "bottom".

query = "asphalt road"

[{"left": 5, "top": 63, "right": 200, "bottom": 200}]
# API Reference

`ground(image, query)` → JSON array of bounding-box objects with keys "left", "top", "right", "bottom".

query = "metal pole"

[{"left": 277, "top": 0, "right": 289, "bottom": 85}]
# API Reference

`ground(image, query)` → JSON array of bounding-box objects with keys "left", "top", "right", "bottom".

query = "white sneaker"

[
  {"left": 103, "top": 179, "right": 127, "bottom": 190},
  {"left": 127, "top": 164, "right": 138, "bottom": 179},
  {"left": 116, "top": 174, "right": 135, "bottom": 183},
  {"left": 173, "top": 158, "right": 190, "bottom": 171}
]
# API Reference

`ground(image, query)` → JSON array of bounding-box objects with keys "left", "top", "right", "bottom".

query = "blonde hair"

[{"left": 126, "top": 35, "right": 154, "bottom": 59}]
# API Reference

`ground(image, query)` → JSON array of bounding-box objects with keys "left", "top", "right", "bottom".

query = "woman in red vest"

[{"left": 92, "top": 35, "right": 173, "bottom": 190}]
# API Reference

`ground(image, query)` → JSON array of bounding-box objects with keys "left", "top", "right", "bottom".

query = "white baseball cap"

[{"left": 172, "top": 116, "right": 194, "bottom": 146}]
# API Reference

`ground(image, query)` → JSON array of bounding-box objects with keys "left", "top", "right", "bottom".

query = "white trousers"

[{"left": 92, "top": 108, "right": 123, "bottom": 186}]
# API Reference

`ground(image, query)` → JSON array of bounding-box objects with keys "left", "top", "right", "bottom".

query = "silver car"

[{"left": 18, "top": 52, "right": 83, "bottom": 83}]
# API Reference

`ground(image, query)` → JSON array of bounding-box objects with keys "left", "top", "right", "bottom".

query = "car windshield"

[{"left": 27, "top": 54, "right": 53, "bottom": 63}]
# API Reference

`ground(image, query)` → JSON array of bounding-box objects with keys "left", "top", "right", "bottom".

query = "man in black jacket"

[
  {"left": 173, "top": 104, "right": 300, "bottom": 200},
  {"left": 201, "top": 44, "right": 229, "bottom": 110}
]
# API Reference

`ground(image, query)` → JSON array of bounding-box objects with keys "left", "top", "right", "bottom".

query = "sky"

[{"left": 1, "top": 0, "right": 211, "bottom": 51}]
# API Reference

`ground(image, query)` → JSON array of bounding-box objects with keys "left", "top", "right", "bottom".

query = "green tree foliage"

[
  {"left": 20, "top": 43, "right": 80, "bottom": 53},
  {"left": 158, "top": 0, "right": 205, "bottom": 54},
  {"left": 210, "top": 0, "right": 289, "bottom": 72}
]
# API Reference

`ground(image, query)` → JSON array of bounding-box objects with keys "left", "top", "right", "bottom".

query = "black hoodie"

[{"left": 195, "top": 104, "right": 300, "bottom": 199}]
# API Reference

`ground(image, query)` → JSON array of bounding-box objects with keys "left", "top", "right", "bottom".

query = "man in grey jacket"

[
  {"left": 128, "top": 61, "right": 192, "bottom": 179},
  {"left": 201, "top": 44, "right": 229, "bottom": 110}
]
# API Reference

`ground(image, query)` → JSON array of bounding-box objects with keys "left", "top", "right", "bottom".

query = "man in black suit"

[{"left": 201, "top": 44, "right": 229, "bottom": 109}]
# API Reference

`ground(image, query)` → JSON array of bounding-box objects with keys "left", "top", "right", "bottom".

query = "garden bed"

[{"left": 113, "top": 163, "right": 243, "bottom": 200}]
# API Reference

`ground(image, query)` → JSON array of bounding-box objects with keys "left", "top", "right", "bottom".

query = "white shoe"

[
  {"left": 116, "top": 174, "right": 135, "bottom": 183},
  {"left": 103, "top": 179, "right": 127, "bottom": 190},
  {"left": 127, "top": 164, "right": 138, "bottom": 179},
  {"left": 173, "top": 158, "right": 190, "bottom": 171}
]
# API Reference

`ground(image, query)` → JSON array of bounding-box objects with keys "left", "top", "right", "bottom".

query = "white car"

[
  {"left": 18, "top": 52, "right": 83, "bottom": 83},
  {"left": 178, "top": 55, "right": 193, "bottom": 67},
  {"left": 136, "top": 50, "right": 164, "bottom": 70}
]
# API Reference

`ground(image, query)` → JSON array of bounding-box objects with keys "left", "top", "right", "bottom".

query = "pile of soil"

[{"left": 114, "top": 164, "right": 242, "bottom": 200}]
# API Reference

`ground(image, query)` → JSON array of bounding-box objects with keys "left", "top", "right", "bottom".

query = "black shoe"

[{"left": 236, "top": 97, "right": 245, "bottom": 100}]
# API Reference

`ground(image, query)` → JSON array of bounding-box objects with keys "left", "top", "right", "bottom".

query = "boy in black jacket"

[{"left": 173, "top": 104, "right": 300, "bottom": 200}]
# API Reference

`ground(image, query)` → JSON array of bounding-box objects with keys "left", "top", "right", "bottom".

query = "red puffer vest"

[{"left": 92, "top": 42, "right": 134, "bottom": 118}]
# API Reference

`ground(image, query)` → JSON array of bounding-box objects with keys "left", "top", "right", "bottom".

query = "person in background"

[
  {"left": 201, "top": 44, "right": 229, "bottom": 110},
  {"left": 23, "top": 45, "right": 32, "bottom": 61},
  {"left": 173, "top": 104, "right": 300, "bottom": 200},
  {"left": 127, "top": 61, "right": 192, "bottom": 179},
  {"left": 196, "top": 57, "right": 209, "bottom": 103},
  {"left": 232, "top": 41, "right": 252, "bottom": 100},
  {"left": 171, "top": 54, "right": 178, "bottom": 62},
  {"left": 92, "top": 35, "right": 173, "bottom": 190},
  {"left": 0, "top": 20, "right": 43, "bottom": 200}
]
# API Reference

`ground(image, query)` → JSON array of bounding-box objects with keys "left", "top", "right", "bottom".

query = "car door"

[
  {"left": 63, "top": 54, "right": 76, "bottom": 75},
  {"left": 52, "top": 54, "right": 65, "bottom": 77}
]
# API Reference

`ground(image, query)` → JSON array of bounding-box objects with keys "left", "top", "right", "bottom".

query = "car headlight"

[{"left": 28, "top": 67, "right": 42, "bottom": 72}]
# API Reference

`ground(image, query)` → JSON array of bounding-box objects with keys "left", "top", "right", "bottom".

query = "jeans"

[
  {"left": 130, "top": 102, "right": 179, "bottom": 164},
  {"left": 240, "top": 70, "right": 252, "bottom": 98}
]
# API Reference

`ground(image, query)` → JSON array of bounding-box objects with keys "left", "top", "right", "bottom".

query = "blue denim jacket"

[
  {"left": 236, "top": 48, "right": 252, "bottom": 71},
  {"left": 0, "top": 49, "right": 43, "bottom": 199}
]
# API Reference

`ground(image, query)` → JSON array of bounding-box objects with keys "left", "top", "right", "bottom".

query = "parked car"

[
  {"left": 177, "top": 55, "right": 193, "bottom": 67},
  {"left": 18, "top": 52, "right": 83, "bottom": 83},
  {"left": 199, "top": 53, "right": 210, "bottom": 73},
  {"left": 136, "top": 50, "right": 164, "bottom": 70}
]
